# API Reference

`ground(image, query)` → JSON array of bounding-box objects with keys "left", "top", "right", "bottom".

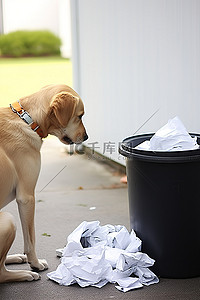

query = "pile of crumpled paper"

[
  {"left": 135, "top": 116, "right": 199, "bottom": 151},
  {"left": 47, "top": 221, "right": 159, "bottom": 292}
]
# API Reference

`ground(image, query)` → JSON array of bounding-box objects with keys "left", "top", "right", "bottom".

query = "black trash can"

[{"left": 119, "top": 133, "right": 200, "bottom": 278}]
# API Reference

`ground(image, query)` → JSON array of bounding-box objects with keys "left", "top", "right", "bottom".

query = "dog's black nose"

[{"left": 83, "top": 133, "right": 88, "bottom": 141}]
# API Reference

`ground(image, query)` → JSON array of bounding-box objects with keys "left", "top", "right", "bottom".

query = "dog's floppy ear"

[{"left": 50, "top": 92, "right": 79, "bottom": 127}]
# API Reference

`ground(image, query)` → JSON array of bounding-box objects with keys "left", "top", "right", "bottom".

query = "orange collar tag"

[{"left": 10, "top": 101, "right": 44, "bottom": 138}]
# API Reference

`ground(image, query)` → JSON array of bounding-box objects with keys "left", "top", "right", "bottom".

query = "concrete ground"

[{"left": 1, "top": 137, "right": 200, "bottom": 300}]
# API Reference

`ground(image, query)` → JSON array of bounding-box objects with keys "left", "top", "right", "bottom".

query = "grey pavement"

[{"left": 1, "top": 137, "right": 200, "bottom": 300}]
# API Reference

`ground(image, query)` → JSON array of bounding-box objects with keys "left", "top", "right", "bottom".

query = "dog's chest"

[{"left": 0, "top": 190, "right": 16, "bottom": 210}]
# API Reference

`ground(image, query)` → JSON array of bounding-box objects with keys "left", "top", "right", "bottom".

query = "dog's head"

[{"left": 48, "top": 91, "right": 88, "bottom": 145}]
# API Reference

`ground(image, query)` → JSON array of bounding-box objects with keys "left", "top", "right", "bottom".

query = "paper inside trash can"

[
  {"left": 135, "top": 116, "right": 199, "bottom": 151},
  {"left": 47, "top": 221, "right": 159, "bottom": 292}
]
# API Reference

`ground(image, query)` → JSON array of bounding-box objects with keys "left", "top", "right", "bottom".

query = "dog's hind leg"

[{"left": 0, "top": 212, "right": 40, "bottom": 283}]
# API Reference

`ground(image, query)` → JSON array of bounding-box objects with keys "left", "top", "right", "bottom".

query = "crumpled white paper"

[
  {"left": 47, "top": 221, "right": 159, "bottom": 292},
  {"left": 135, "top": 116, "right": 199, "bottom": 151}
]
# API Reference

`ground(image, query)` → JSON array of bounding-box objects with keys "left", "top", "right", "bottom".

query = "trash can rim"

[{"left": 119, "top": 133, "right": 200, "bottom": 163}]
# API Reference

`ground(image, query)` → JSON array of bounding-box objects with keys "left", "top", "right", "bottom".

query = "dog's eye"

[{"left": 78, "top": 114, "right": 83, "bottom": 120}]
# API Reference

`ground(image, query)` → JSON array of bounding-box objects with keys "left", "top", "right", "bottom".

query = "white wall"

[
  {"left": 70, "top": 0, "right": 200, "bottom": 164},
  {"left": 3, "top": 0, "right": 59, "bottom": 34},
  {"left": 2, "top": 0, "right": 71, "bottom": 58},
  {"left": 58, "top": 0, "right": 72, "bottom": 58}
]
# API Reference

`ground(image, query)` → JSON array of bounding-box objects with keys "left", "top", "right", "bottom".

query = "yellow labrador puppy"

[{"left": 0, "top": 84, "right": 88, "bottom": 283}]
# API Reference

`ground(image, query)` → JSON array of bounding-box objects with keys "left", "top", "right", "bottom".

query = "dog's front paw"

[
  {"left": 29, "top": 259, "right": 48, "bottom": 271},
  {"left": 6, "top": 254, "right": 28, "bottom": 265}
]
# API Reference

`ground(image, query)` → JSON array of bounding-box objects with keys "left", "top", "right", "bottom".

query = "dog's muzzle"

[
  {"left": 62, "top": 136, "right": 74, "bottom": 144},
  {"left": 62, "top": 133, "right": 88, "bottom": 145},
  {"left": 83, "top": 133, "right": 88, "bottom": 141}
]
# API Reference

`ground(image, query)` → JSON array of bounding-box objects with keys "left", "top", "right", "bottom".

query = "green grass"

[{"left": 0, "top": 56, "right": 72, "bottom": 107}]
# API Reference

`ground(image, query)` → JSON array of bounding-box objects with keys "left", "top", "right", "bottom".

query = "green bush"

[{"left": 0, "top": 30, "right": 61, "bottom": 57}]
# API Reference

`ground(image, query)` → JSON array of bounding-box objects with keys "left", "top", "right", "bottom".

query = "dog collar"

[{"left": 10, "top": 101, "right": 44, "bottom": 138}]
